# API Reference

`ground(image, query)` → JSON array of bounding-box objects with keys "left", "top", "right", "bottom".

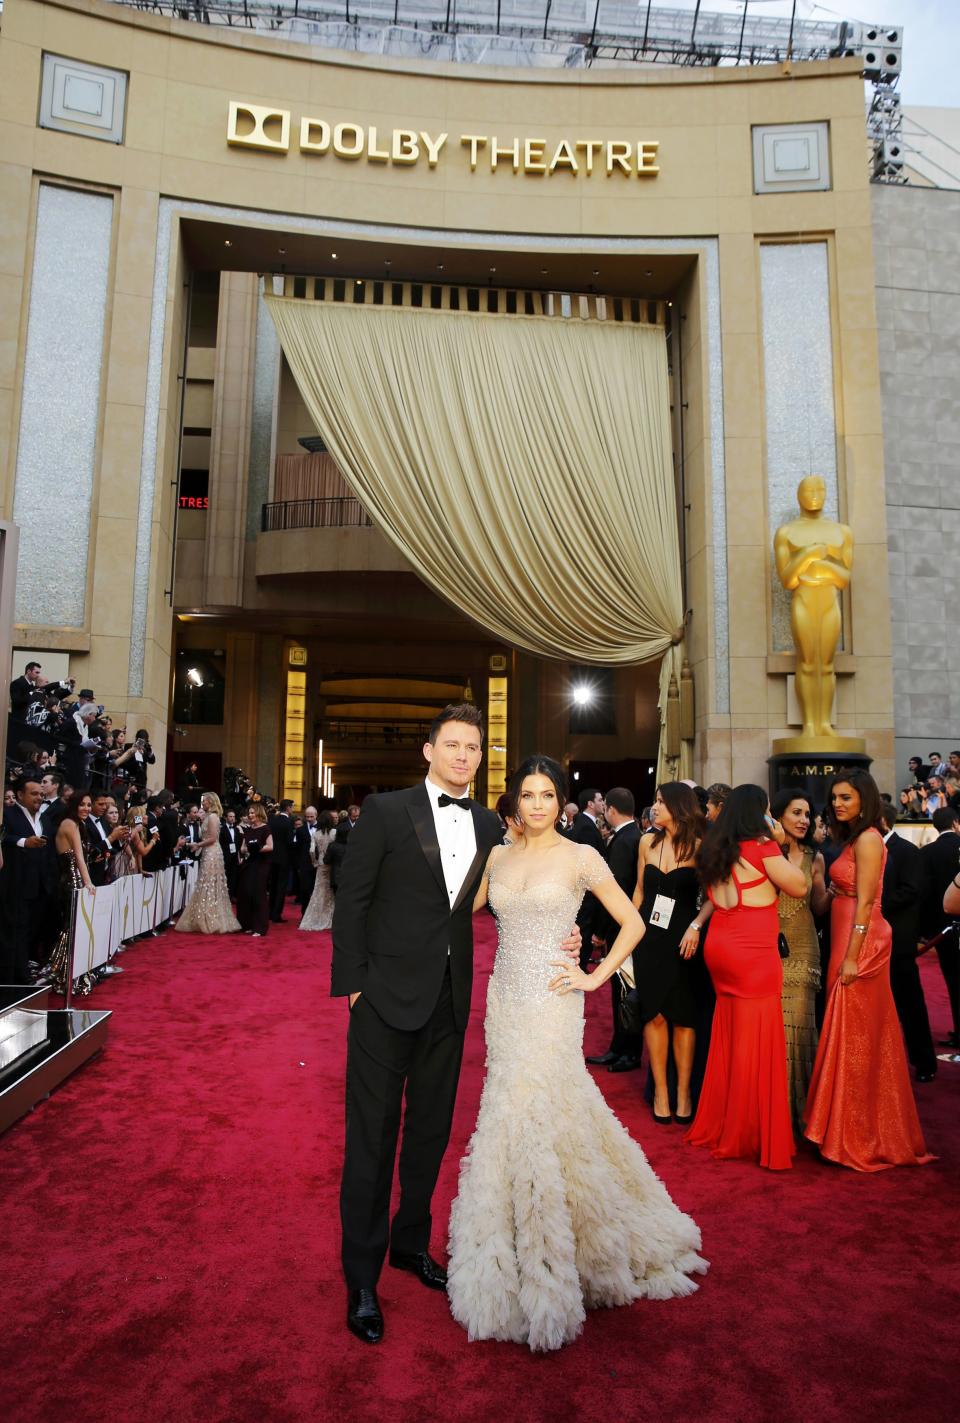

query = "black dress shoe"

[
  {"left": 586, "top": 1051, "right": 619, "bottom": 1066},
  {"left": 608, "top": 1054, "right": 641, "bottom": 1073},
  {"left": 347, "top": 1288, "right": 383, "bottom": 1344},
  {"left": 388, "top": 1249, "right": 447, "bottom": 1291}
]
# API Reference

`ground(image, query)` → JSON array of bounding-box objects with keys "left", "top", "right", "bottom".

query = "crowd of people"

[
  {"left": 1, "top": 659, "right": 370, "bottom": 985},
  {"left": 898, "top": 750, "right": 960, "bottom": 822},
  {"left": 553, "top": 768, "right": 956, "bottom": 1173}
]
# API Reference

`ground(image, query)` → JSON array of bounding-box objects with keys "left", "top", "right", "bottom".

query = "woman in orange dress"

[
  {"left": 803, "top": 770, "right": 935, "bottom": 1172},
  {"left": 687, "top": 784, "right": 808, "bottom": 1171}
]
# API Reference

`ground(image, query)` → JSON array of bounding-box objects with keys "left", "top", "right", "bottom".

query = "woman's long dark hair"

[
  {"left": 63, "top": 790, "right": 92, "bottom": 824},
  {"left": 507, "top": 754, "right": 568, "bottom": 826},
  {"left": 770, "top": 787, "right": 815, "bottom": 848},
  {"left": 650, "top": 782, "right": 703, "bottom": 864},
  {"left": 825, "top": 769, "right": 884, "bottom": 843},
  {"left": 696, "top": 783, "right": 770, "bottom": 887}
]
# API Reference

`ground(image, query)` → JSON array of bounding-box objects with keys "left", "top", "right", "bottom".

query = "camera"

[{"left": 134, "top": 815, "right": 143, "bottom": 825}]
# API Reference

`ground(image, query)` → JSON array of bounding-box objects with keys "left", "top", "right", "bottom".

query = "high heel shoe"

[
  {"left": 674, "top": 1111, "right": 694, "bottom": 1125},
  {"left": 652, "top": 1106, "right": 673, "bottom": 1125}
]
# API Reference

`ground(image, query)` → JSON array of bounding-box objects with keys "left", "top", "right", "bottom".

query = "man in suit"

[
  {"left": 587, "top": 787, "right": 643, "bottom": 1073},
  {"left": 268, "top": 800, "right": 295, "bottom": 922},
  {"left": 919, "top": 806, "right": 960, "bottom": 1048},
  {"left": 568, "top": 787, "right": 605, "bottom": 970},
  {"left": 87, "top": 792, "right": 128, "bottom": 885},
  {"left": 879, "top": 804, "right": 937, "bottom": 1080},
  {"left": 220, "top": 809, "right": 244, "bottom": 899},
  {"left": 1, "top": 777, "right": 54, "bottom": 982},
  {"left": 332, "top": 702, "right": 579, "bottom": 1344},
  {"left": 293, "top": 806, "right": 318, "bottom": 910}
]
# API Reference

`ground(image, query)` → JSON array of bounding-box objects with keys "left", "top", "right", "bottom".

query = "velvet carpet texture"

[{"left": 3, "top": 907, "right": 957, "bottom": 1423}]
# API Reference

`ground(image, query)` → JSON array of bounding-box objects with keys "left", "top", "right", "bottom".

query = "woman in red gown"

[
  {"left": 803, "top": 771, "right": 934, "bottom": 1171},
  {"left": 687, "top": 785, "right": 807, "bottom": 1171}
]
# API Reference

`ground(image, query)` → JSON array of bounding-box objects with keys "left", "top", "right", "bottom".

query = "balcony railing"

[
  {"left": 323, "top": 719, "right": 434, "bottom": 747},
  {"left": 261, "top": 496, "right": 374, "bottom": 533}
]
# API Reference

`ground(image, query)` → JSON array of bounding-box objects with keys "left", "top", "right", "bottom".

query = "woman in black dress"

[
  {"left": 235, "top": 804, "right": 273, "bottom": 936},
  {"left": 632, "top": 783, "right": 707, "bottom": 1124}
]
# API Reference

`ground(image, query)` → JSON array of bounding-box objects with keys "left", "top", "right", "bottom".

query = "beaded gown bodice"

[{"left": 487, "top": 843, "right": 611, "bottom": 1004}]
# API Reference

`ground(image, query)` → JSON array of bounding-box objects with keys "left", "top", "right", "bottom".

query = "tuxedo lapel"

[
  {"left": 451, "top": 803, "right": 492, "bottom": 914},
  {"left": 407, "top": 783, "right": 447, "bottom": 900}
]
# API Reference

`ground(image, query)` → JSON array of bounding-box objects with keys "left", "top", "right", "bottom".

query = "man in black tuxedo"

[
  {"left": 220, "top": 809, "right": 244, "bottom": 898},
  {"left": 268, "top": 800, "right": 294, "bottom": 922},
  {"left": 292, "top": 806, "right": 318, "bottom": 910},
  {"left": 587, "top": 787, "right": 643, "bottom": 1073},
  {"left": 332, "top": 704, "right": 580, "bottom": 1345},
  {"left": 878, "top": 804, "right": 937, "bottom": 1080},
  {"left": 919, "top": 807, "right": 960, "bottom": 1048},
  {"left": 1, "top": 777, "right": 54, "bottom": 982},
  {"left": 567, "top": 787, "right": 606, "bottom": 970}
]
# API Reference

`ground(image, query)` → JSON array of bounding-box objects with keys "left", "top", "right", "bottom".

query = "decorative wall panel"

[
  {"left": 13, "top": 184, "right": 113, "bottom": 628},
  {"left": 39, "top": 54, "right": 127, "bottom": 144},
  {"left": 760, "top": 241, "right": 839, "bottom": 652}
]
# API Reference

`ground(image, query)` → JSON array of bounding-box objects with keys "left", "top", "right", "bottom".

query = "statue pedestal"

[{"left": 768, "top": 741, "right": 871, "bottom": 804}]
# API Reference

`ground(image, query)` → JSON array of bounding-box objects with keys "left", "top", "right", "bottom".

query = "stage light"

[
  {"left": 572, "top": 684, "right": 593, "bottom": 707},
  {"left": 186, "top": 667, "right": 204, "bottom": 687}
]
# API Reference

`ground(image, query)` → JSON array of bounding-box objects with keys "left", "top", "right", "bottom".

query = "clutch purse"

[{"left": 777, "top": 932, "right": 790, "bottom": 959}]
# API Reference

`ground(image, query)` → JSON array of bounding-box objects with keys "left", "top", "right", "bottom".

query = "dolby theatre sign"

[{"left": 227, "top": 102, "right": 660, "bottom": 178}]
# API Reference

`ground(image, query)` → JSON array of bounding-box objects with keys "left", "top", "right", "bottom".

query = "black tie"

[{"left": 437, "top": 794, "right": 471, "bottom": 810}]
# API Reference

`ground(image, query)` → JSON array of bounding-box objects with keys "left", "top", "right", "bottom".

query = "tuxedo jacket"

[
  {"left": 881, "top": 833, "right": 924, "bottom": 958},
  {"left": 268, "top": 813, "right": 294, "bottom": 866},
  {"left": 9, "top": 676, "right": 40, "bottom": 718},
  {"left": 594, "top": 820, "right": 640, "bottom": 945},
  {"left": 568, "top": 812, "right": 606, "bottom": 935},
  {"left": 220, "top": 822, "right": 244, "bottom": 857},
  {"left": 1, "top": 803, "right": 53, "bottom": 900},
  {"left": 919, "top": 832, "right": 960, "bottom": 939},
  {"left": 331, "top": 782, "right": 502, "bottom": 1032}
]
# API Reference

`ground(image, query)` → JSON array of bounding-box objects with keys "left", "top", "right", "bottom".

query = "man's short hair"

[
  {"left": 878, "top": 801, "right": 897, "bottom": 830},
  {"left": 578, "top": 787, "right": 601, "bottom": 812},
  {"left": 15, "top": 776, "right": 41, "bottom": 797},
  {"left": 428, "top": 702, "right": 484, "bottom": 745},
  {"left": 41, "top": 769, "right": 64, "bottom": 789},
  {"left": 931, "top": 807, "right": 959, "bottom": 833},
  {"left": 280, "top": 799, "right": 294, "bottom": 811},
  {"left": 25, "top": 661, "right": 41, "bottom": 675},
  {"left": 604, "top": 786, "right": 635, "bottom": 817}
]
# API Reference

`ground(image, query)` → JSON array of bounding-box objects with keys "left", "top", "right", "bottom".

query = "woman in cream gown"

[
  {"left": 175, "top": 793, "right": 240, "bottom": 935},
  {"left": 447, "top": 756, "right": 708, "bottom": 1353}
]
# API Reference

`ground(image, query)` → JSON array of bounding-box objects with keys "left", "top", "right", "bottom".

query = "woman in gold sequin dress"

[
  {"left": 447, "top": 755, "right": 708, "bottom": 1353},
  {"left": 175, "top": 793, "right": 240, "bottom": 935},
  {"left": 770, "top": 789, "right": 829, "bottom": 1132}
]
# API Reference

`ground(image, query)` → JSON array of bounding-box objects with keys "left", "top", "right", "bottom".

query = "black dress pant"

[
  {"left": 267, "top": 863, "right": 288, "bottom": 921},
  {"left": 933, "top": 929, "right": 959, "bottom": 1039},
  {"left": 889, "top": 951, "right": 937, "bottom": 1075},
  {"left": 340, "top": 969, "right": 464, "bottom": 1289}
]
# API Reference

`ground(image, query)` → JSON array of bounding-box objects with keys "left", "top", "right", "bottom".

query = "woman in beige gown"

[
  {"left": 771, "top": 789, "right": 828, "bottom": 1132},
  {"left": 175, "top": 792, "right": 240, "bottom": 935}
]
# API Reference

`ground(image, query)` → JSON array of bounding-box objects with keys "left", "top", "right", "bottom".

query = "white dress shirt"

[
  {"left": 425, "top": 776, "right": 477, "bottom": 909},
  {"left": 15, "top": 803, "right": 44, "bottom": 847}
]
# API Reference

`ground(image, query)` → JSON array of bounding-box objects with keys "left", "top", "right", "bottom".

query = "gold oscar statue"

[{"left": 772, "top": 475, "right": 864, "bottom": 755}]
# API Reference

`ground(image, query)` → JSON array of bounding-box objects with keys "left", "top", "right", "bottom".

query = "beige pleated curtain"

[{"left": 265, "top": 295, "right": 692, "bottom": 779}]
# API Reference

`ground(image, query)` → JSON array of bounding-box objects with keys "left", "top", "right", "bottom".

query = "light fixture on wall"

[
  {"left": 571, "top": 684, "right": 594, "bottom": 707},
  {"left": 186, "top": 667, "right": 204, "bottom": 688}
]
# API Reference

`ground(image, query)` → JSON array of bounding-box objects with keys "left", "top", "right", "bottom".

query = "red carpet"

[{"left": 4, "top": 911, "right": 958, "bottom": 1423}]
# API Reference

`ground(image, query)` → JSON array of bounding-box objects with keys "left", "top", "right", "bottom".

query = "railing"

[
  {"left": 261, "top": 496, "right": 374, "bottom": 532},
  {"left": 322, "top": 719, "right": 433, "bottom": 746}
]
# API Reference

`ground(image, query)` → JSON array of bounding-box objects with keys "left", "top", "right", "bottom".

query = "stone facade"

[{"left": 873, "top": 183, "right": 960, "bottom": 782}]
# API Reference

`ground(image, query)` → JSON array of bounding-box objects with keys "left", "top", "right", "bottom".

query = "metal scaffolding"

[{"left": 110, "top": 2, "right": 906, "bottom": 178}]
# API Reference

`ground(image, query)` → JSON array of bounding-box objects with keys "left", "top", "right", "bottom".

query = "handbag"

[
  {"left": 777, "top": 931, "right": 790, "bottom": 959},
  {"left": 617, "top": 983, "right": 643, "bottom": 1035}
]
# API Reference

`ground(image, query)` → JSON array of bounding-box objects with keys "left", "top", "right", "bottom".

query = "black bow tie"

[{"left": 437, "top": 794, "right": 471, "bottom": 810}]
